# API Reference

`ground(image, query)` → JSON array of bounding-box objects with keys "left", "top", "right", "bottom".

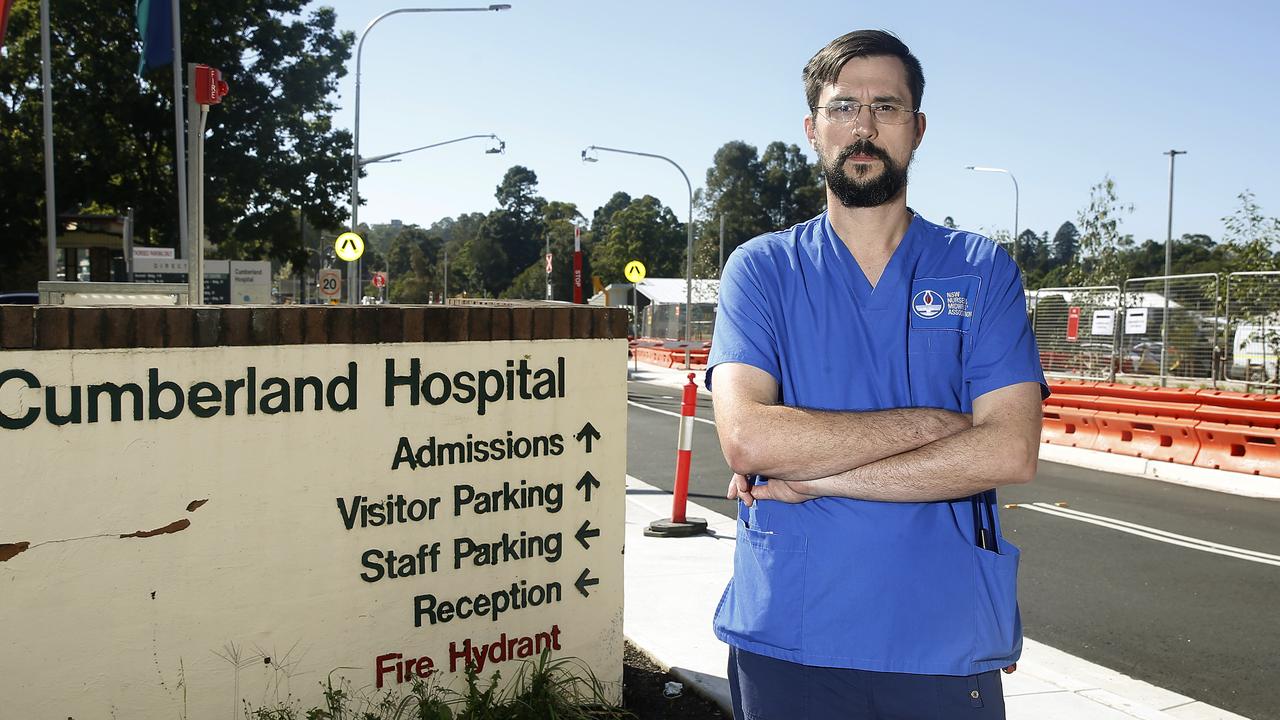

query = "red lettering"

[
  {"left": 375, "top": 653, "right": 402, "bottom": 690},
  {"left": 415, "top": 655, "right": 435, "bottom": 679},
  {"left": 449, "top": 639, "right": 471, "bottom": 673},
  {"left": 375, "top": 651, "right": 436, "bottom": 688}
]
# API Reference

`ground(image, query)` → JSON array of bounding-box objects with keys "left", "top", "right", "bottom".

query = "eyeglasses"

[{"left": 813, "top": 100, "right": 916, "bottom": 126}]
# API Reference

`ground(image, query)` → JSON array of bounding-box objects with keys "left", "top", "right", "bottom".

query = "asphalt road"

[{"left": 625, "top": 379, "right": 1280, "bottom": 720}]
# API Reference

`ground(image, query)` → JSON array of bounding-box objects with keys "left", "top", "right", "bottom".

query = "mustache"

[{"left": 836, "top": 141, "right": 891, "bottom": 165}]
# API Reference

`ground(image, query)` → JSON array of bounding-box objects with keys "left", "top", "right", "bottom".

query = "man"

[{"left": 706, "top": 30, "right": 1047, "bottom": 720}]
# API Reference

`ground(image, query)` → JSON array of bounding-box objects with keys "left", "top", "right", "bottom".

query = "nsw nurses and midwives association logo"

[{"left": 912, "top": 289, "right": 944, "bottom": 319}]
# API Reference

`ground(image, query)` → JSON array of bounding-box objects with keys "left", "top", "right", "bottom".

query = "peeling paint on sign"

[
  {"left": 0, "top": 542, "right": 30, "bottom": 562},
  {"left": 120, "top": 519, "right": 191, "bottom": 539}
]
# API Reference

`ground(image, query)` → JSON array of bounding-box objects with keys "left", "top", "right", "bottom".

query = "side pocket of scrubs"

[
  {"left": 971, "top": 541, "right": 1022, "bottom": 664},
  {"left": 720, "top": 520, "right": 808, "bottom": 652}
]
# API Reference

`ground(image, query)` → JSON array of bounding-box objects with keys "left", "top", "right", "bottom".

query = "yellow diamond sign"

[
  {"left": 623, "top": 260, "right": 646, "bottom": 283},
  {"left": 334, "top": 232, "right": 365, "bottom": 262}
]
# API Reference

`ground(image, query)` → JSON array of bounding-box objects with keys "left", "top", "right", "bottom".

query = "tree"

[
  {"left": 1221, "top": 190, "right": 1280, "bottom": 272},
  {"left": 0, "top": 0, "right": 356, "bottom": 290},
  {"left": 758, "top": 141, "right": 824, "bottom": 229},
  {"left": 1014, "top": 228, "right": 1043, "bottom": 271},
  {"left": 591, "top": 195, "right": 684, "bottom": 283},
  {"left": 470, "top": 166, "right": 547, "bottom": 295},
  {"left": 1051, "top": 221, "right": 1080, "bottom": 266},
  {"left": 1069, "top": 177, "right": 1133, "bottom": 286},
  {"left": 692, "top": 141, "right": 771, "bottom": 276}
]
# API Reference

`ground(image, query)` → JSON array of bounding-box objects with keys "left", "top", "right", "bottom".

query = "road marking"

[
  {"left": 627, "top": 400, "right": 716, "bottom": 426},
  {"left": 1019, "top": 502, "right": 1280, "bottom": 568}
]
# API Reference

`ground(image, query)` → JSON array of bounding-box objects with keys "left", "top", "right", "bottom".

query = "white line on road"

[
  {"left": 1020, "top": 502, "right": 1280, "bottom": 568},
  {"left": 628, "top": 400, "right": 717, "bottom": 426}
]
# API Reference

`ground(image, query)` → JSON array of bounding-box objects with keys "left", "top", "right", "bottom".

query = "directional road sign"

[
  {"left": 334, "top": 232, "right": 365, "bottom": 262},
  {"left": 623, "top": 260, "right": 646, "bottom": 284}
]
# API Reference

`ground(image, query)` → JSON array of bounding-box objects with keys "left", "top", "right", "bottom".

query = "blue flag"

[{"left": 136, "top": 0, "right": 173, "bottom": 75}]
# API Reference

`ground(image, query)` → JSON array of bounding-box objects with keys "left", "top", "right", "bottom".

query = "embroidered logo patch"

[
  {"left": 912, "top": 290, "right": 944, "bottom": 319},
  {"left": 909, "top": 275, "right": 980, "bottom": 331}
]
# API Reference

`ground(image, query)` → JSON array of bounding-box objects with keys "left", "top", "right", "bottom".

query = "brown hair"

[{"left": 803, "top": 30, "right": 925, "bottom": 112}]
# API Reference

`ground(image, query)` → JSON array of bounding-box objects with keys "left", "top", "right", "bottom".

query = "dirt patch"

[{"left": 623, "top": 640, "right": 729, "bottom": 720}]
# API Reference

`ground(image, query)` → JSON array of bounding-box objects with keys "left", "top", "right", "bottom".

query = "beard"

[{"left": 819, "top": 138, "right": 912, "bottom": 208}]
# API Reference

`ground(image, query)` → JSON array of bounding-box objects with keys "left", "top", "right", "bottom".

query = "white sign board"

[
  {"left": 1091, "top": 309, "right": 1115, "bottom": 336},
  {"left": 230, "top": 260, "right": 272, "bottom": 304},
  {"left": 132, "top": 247, "right": 176, "bottom": 260},
  {"left": 134, "top": 257, "right": 188, "bottom": 274},
  {"left": 318, "top": 268, "right": 342, "bottom": 300},
  {"left": 0, "top": 341, "right": 625, "bottom": 718},
  {"left": 1125, "top": 307, "right": 1149, "bottom": 335}
]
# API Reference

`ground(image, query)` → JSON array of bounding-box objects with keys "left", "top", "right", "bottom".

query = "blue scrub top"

[{"left": 707, "top": 211, "right": 1047, "bottom": 676}]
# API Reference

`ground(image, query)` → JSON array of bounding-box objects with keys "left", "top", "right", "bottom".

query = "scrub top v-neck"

[{"left": 707, "top": 210, "right": 1047, "bottom": 676}]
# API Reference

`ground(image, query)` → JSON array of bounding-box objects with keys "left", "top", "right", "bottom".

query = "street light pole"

[
  {"left": 719, "top": 213, "right": 725, "bottom": 278},
  {"left": 349, "top": 4, "right": 511, "bottom": 304},
  {"left": 582, "top": 145, "right": 695, "bottom": 368},
  {"left": 1161, "top": 149, "right": 1187, "bottom": 386},
  {"left": 965, "top": 166, "right": 1019, "bottom": 260}
]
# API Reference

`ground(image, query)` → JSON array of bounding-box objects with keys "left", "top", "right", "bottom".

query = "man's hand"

[
  {"left": 726, "top": 473, "right": 819, "bottom": 506},
  {"left": 726, "top": 473, "right": 755, "bottom": 505}
]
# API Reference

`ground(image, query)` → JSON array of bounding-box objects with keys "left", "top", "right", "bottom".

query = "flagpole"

[
  {"left": 170, "top": 0, "right": 188, "bottom": 266},
  {"left": 40, "top": 0, "right": 56, "bottom": 280}
]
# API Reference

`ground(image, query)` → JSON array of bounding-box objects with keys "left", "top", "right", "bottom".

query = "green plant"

[{"left": 243, "top": 652, "right": 627, "bottom": 720}]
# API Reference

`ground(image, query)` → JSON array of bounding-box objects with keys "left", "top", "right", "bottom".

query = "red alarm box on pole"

[{"left": 194, "top": 65, "right": 229, "bottom": 105}]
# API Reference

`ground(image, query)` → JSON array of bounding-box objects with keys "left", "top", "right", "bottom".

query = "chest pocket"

[
  {"left": 906, "top": 274, "right": 979, "bottom": 412},
  {"left": 908, "top": 329, "right": 966, "bottom": 411}
]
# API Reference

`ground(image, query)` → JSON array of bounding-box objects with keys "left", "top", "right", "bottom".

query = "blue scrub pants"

[{"left": 728, "top": 647, "right": 1006, "bottom": 720}]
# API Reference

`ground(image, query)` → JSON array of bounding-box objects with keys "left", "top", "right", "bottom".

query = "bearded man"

[{"left": 706, "top": 29, "right": 1048, "bottom": 720}]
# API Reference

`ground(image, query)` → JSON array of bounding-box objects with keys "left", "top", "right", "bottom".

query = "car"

[
  {"left": 0, "top": 292, "right": 38, "bottom": 304},
  {"left": 1227, "top": 316, "right": 1279, "bottom": 382}
]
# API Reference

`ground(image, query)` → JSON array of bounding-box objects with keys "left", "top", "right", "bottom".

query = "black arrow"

[
  {"left": 575, "top": 421, "right": 601, "bottom": 453},
  {"left": 341, "top": 238, "right": 357, "bottom": 251},
  {"left": 576, "top": 471, "right": 600, "bottom": 502},
  {"left": 575, "top": 568, "right": 599, "bottom": 597},
  {"left": 575, "top": 520, "right": 600, "bottom": 550}
]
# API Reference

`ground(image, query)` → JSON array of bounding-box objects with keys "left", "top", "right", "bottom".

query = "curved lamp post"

[
  {"left": 348, "top": 3, "right": 511, "bottom": 303},
  {"left": 966, "top": 165, "right": 1020, "bottom": 260},
  {"left": 581, "top": 145, "right": 695, "bottom": 368}
]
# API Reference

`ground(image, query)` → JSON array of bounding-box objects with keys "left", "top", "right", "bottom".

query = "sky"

[{"left": 305, "top": 0, "right": 1280, "bottom": 247}]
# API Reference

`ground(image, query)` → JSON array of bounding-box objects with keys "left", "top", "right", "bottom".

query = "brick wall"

[{"left": 0, "top": 304, "right": 630, "bottom": 351}]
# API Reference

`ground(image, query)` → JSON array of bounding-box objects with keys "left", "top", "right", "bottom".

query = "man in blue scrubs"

[{"left": 707, "top": 30, "right": 1047, "bottom": 719}]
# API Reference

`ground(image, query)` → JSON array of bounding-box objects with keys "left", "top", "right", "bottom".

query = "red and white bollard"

[{"left": 645, "top": 373, "right": 709, "bottom": 538}]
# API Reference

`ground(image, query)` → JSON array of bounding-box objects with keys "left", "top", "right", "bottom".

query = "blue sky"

[{"left": 308, "top": 0, "right": 1280, "bottom": 246}]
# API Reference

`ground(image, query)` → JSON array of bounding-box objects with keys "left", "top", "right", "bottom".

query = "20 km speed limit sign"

[{"left": 318, "top": 268, "right": 342, "bottom": 301}]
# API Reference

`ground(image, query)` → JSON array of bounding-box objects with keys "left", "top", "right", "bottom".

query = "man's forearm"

[
  {"left": 801, "top": 418, "right": 1039, "bottom": 502},
  {"left": 719, "top": 404, "right": 971, "bottom": 482}
]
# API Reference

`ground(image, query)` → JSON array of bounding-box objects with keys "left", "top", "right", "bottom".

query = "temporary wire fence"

[
  {"left": 1031, "top": 272, "right": 1278, "bottom": 393},
  {"left": 1225, "top": 271, "right": 1280, "bottom": 391},
  {"left": 1031, "top": 286, "right": 1121, "bottom": 382}
]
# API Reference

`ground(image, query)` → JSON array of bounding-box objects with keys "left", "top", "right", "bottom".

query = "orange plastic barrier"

[
  {"left": 1090, "top": 397, "right": 1200, "bottom": 420},
  {"left": 1090, "top": 411, "right": 1201, "bottom": 464},
  {"left": 1192, "top": 422, "right": 1280, "bottom": 476},
  {"left": 1041, "top": 404, "right": 1100, "bottom": 449},
  {"left": 1047, "top": 380, "right": 1098, "bottom": 395},
  {"left": 1194, "top": 406, "right": 1280, "bottom": 429},
  {"left": 631, "top": 345, "right": 709, "bottom": 370},
  {"left": 1088, "top": 383, "right": 1205, "bottom": 405},
  {"left": 1194, "top": 389, "right": 1280, "bottom": 414}
]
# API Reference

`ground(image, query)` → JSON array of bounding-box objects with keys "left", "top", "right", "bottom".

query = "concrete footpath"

[{"left": 622, "top": 363, "right": 1256, "bottom": 719}]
